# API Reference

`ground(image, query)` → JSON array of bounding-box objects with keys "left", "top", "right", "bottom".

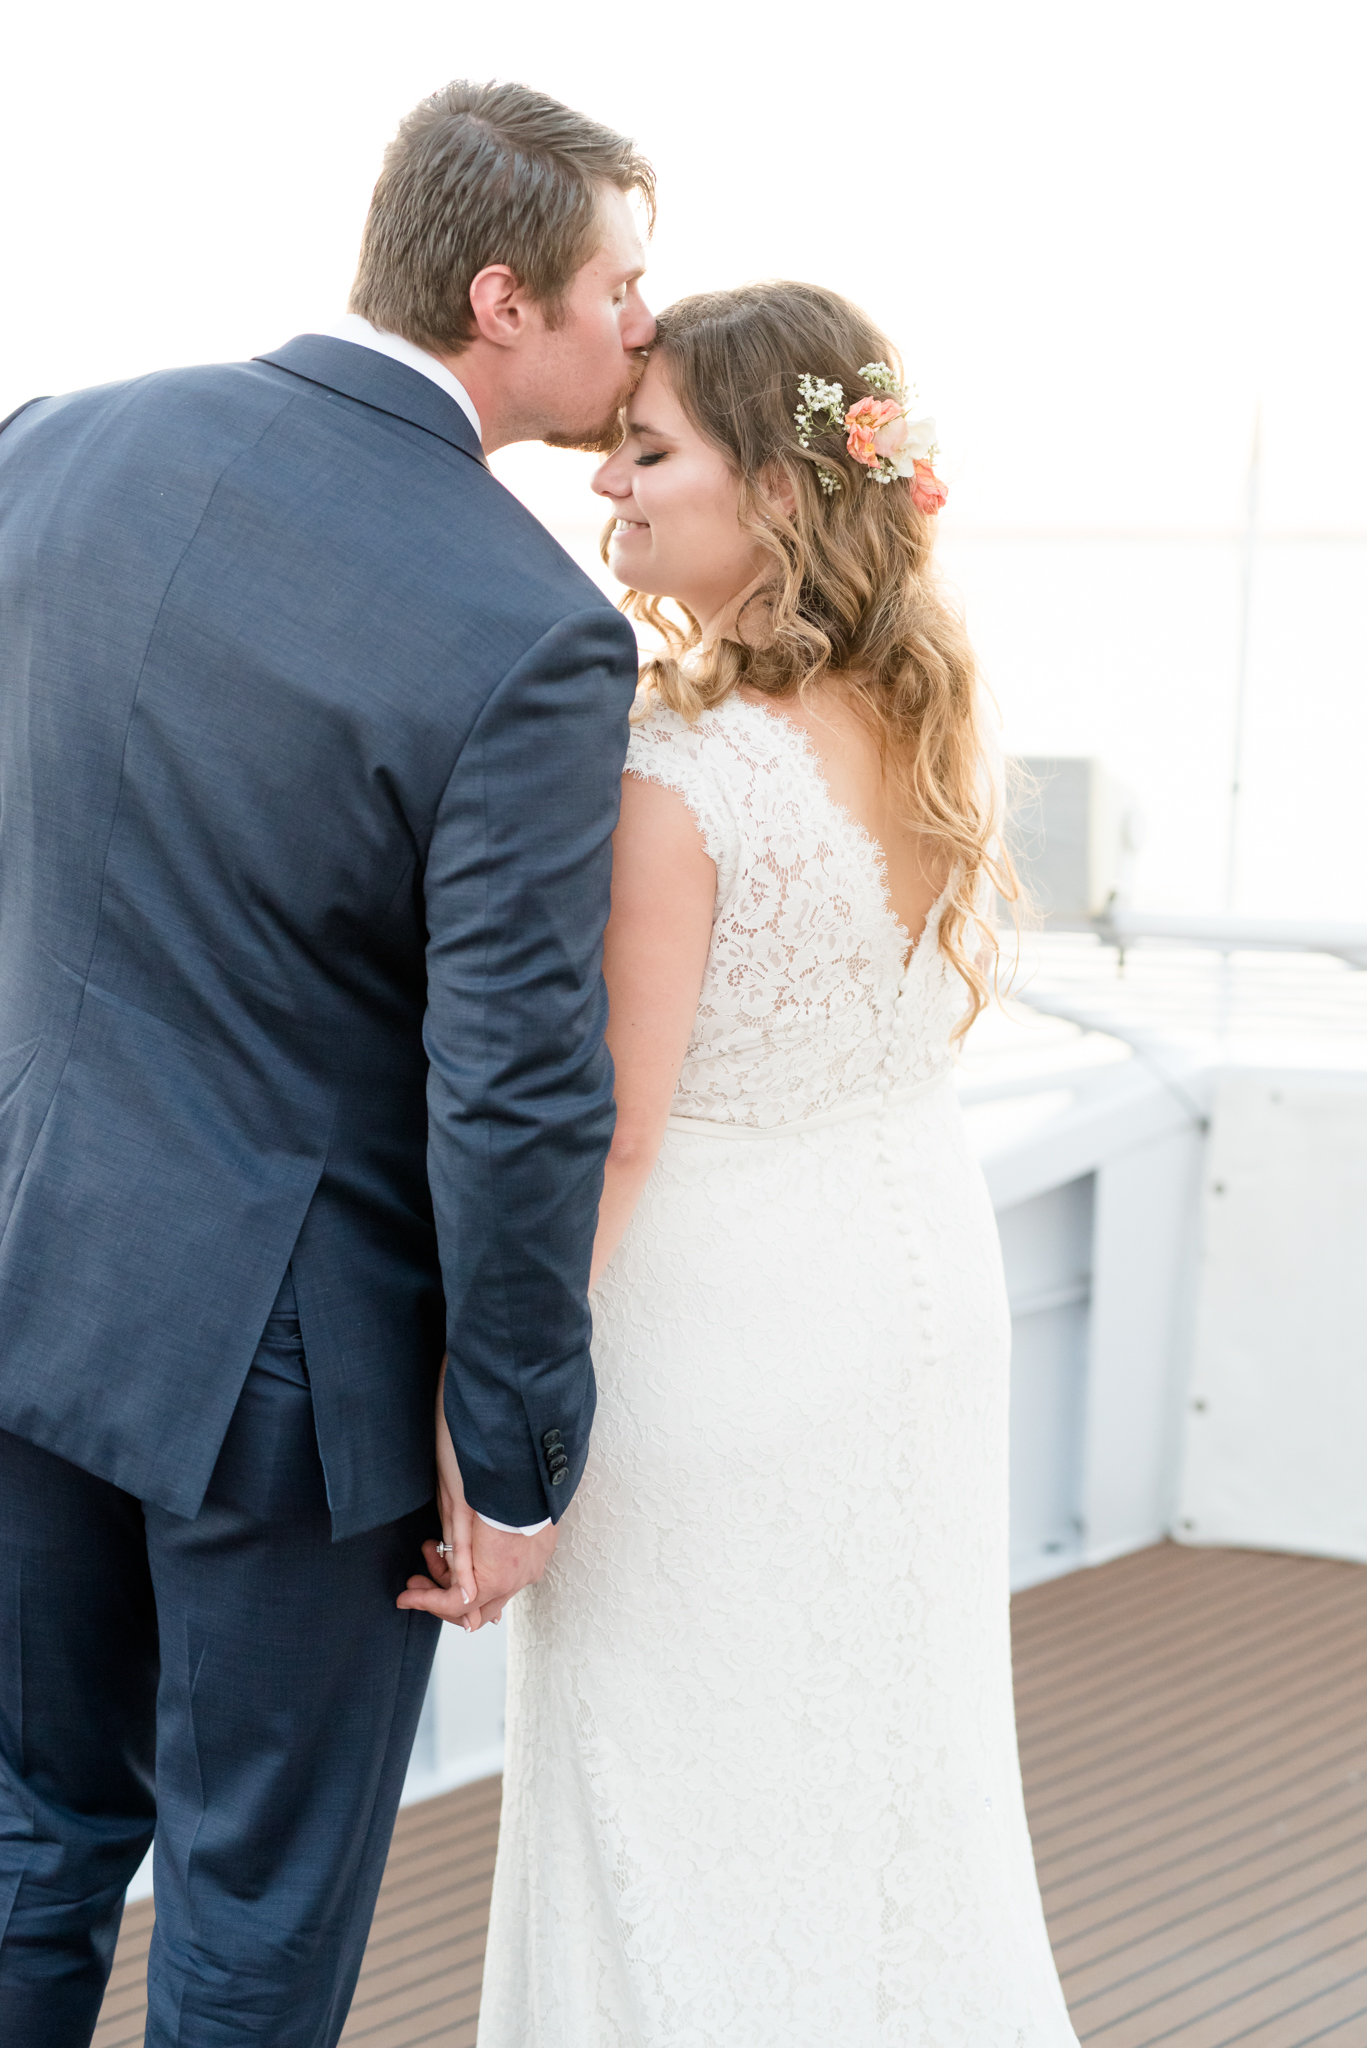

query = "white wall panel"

[
  {"left": 999, "top": 1176, "right": 1094, "bottom": 1587},
  {"left": 1084, "top": 1126, "right": 1205, "bottom": 1563},
  {"left": 1178, "top": 1074, "right": 1367, "bottom": 1559},
  {"left": 404, "top": 1610, "right": 507, "bottom": 1802}
]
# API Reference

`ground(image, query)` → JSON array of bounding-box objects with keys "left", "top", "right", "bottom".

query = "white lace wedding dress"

[{"left": 477, "top": 694, "right": 1078, "bottom": 2047}]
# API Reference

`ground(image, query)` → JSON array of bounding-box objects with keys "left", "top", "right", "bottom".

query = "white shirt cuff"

[{"left": 475, "top": 1511, "right": 552, "bottom": 1536}]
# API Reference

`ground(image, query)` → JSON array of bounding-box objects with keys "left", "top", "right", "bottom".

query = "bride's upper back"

[
  {"left": 625, "top": 692, "right": 968, "bottom": 1130},
  {"left": 737, "top": 683, "right": 949, "bottom": 950}
]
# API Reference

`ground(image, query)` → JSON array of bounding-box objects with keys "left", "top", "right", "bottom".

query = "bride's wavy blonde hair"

[{"left": 611, "top": 280, "right": 1019, "bottom": 1036}]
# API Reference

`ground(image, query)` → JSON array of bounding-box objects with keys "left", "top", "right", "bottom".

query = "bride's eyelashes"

[{"left": 634, "top": 451, "right": 666, "bottom": 467}]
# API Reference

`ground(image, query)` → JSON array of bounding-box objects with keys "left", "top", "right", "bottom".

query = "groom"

[{"left": 0, "top": 81, "right": 652, "bottom": 2044}]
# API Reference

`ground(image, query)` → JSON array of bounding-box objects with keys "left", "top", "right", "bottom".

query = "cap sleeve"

[{"left": 623, "top": 700, "right": 740, "bottom": 903}]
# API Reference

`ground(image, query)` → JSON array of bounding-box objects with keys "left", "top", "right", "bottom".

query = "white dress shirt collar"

[{"left": 313, "top": 314, "right": 482, "bottom": 444}]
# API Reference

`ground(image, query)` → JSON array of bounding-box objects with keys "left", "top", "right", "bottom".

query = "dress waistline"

[{"left": 664, "top": 1066, "right": 953, "bottom": 1140}]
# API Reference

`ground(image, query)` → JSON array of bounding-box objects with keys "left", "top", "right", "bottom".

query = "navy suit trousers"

[{"left": 0, "top": 1275, "right": 440, "bottom": 2046}]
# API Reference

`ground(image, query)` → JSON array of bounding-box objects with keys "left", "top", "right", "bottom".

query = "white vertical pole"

[{"left": 1223, "top": 407, "right": 1262, "bottom": 913}]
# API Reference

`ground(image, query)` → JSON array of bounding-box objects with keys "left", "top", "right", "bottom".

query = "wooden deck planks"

[
  {"left": 1014, "top": 1541, "right": 1367, "bottom": 2048},
  {"left": 94, "top": 1540, "right": 1367, "bottom": 2047},
  {"left": 90, "top": 1898, "right": 156, "bottom": 2048}
]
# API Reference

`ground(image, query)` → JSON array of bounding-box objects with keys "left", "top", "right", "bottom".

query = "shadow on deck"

[{"left": 95, "top": 1541, "right": 1367, "bottom": 2047}]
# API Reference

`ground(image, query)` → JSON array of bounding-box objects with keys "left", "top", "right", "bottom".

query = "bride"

[{"left": 477, "top": 281, "right": 1078, "bottom": 2046}]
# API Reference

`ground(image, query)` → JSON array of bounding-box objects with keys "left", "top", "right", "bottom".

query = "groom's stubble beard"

[{"left": 540, "top": 350, "right": 650, "bottom": 456}]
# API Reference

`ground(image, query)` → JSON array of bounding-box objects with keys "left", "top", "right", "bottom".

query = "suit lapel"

[{"left": 255, "top": 336, "right": 488, "bottom": 469}]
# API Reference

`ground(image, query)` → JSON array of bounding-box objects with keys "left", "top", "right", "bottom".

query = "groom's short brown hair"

[{"left": 349, "top": 80, "right": 654, "bottom": 354}]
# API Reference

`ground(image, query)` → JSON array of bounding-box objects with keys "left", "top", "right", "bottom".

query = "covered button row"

[{"left": 542, "top": 1428, "right": 570, "bottom": 1486}]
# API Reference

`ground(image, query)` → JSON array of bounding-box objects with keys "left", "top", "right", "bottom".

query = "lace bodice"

[{"left": 624, "top": 693, "right": 966, "bottom": 1127}]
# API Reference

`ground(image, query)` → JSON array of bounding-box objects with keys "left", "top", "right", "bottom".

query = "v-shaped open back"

[
  {"left": 738, "top": 688, "right": 953, "bottom": 963},
  {"left": 623, "top": 692, "right": 965, "bottom": 1131}
]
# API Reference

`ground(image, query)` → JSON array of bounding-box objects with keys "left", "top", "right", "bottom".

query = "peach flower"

[
  {"left": 844, "top": 396, "right": 903, "bottom": 470},
  {"left": 909, "top": 460, "right": 948, "bottom": 515}
]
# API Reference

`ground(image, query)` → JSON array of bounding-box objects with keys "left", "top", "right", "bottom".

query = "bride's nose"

[{"left": 592, "top": 450, "right": 632, "bottom": 500}]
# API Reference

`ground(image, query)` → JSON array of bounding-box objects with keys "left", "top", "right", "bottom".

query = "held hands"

[
  {"left": 397, "top": 1517, "right": 558, "bottom": 1632},
  {"left": 395, "top": 1358, "right": 558, "bottom": 1632}
]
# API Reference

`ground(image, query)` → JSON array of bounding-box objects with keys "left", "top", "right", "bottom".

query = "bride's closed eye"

[{"left": 635, "top": 452, "right": 666, "bottom": 467}]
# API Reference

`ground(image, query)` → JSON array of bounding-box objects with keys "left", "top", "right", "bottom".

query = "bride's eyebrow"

[{"left": 626, "top": 420, "right": 667, "bottom": 439}]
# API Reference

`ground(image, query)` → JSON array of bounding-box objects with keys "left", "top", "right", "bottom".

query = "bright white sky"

[
  {"left": 5, "top": 0, "right": 1366, "bottom": 917},
  {"left": 5, "top": 0, "right": 1364, "bottom": 534}
]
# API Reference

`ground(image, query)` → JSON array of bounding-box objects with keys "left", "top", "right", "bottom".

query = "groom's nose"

[{"left": 621, "top": 289, "right": 656, "bottom": 355}]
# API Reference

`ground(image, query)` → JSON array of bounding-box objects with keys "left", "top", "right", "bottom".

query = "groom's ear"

[{"left": 466, "top": 264, "right": 533, "bottom": 350}]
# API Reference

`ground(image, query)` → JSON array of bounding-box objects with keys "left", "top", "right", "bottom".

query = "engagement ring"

[{"left": 436, "top": 1541, "right": 453, "bottom": 1556}]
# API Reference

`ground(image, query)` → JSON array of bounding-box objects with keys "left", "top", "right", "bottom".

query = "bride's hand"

[{"left": 396, "top": 1355, "right": 479, "bottom": 1628}]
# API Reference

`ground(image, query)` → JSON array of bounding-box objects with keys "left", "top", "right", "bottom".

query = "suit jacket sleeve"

[{"left": 425, "top": 605, "right": 638, "bottom": 1526}]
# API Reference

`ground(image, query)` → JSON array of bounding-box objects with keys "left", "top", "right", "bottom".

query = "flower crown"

[{"left": 794, "top": 362, "right": 947, "bottom": 513}]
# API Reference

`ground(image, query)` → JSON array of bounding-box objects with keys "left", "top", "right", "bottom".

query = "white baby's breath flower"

[
  {"left": 858, "top": 361, "right": 904, "bottom": 397},
  {"left": 793, "top": 372, "right": 846, "bottom": 449}
]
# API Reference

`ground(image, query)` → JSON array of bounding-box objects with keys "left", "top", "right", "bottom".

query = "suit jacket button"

[
  {"left": 542, "top": 1429, "right": 562, "bottom": 1449},
  {"left": 551, "top": 1468, "right": 569, "bottom": 1485},
  {"left": 548, "top": 1452, "right": 568, "bottom": 1473}
]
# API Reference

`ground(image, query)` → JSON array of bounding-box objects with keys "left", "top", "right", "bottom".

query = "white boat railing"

[{"left": 1049, "top": 908, "right": 1367, "bottom": 969}]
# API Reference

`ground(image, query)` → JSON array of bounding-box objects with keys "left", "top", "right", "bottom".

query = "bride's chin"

[{"left": 607, "top": 536, "right": 651, "bottom": 583}]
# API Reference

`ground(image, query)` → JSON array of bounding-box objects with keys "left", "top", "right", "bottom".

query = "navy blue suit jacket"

[{"left": 0, "top": 337, "right": 638, "bottom": 1537}]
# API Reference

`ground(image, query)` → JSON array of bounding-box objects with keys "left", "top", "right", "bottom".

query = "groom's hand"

[
  {"left": 396, "top": 1356, "right": 558, "bottom": 1629},
  {"left": 397, "top": 1519, "right": 557, "bottom": 1630},
  {"left": 464, "top": 1518, "right": 559, "bottom": 1630}
]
